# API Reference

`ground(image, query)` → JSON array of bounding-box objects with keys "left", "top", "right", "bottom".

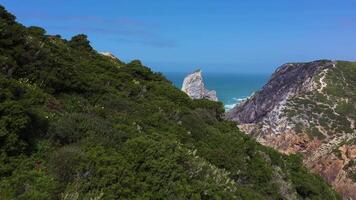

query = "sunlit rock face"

[
  {"left": 226, "top": 60, "right": 356, "bottom": 200},
  {"left": 100, "top": 52, "right": 118, "bottom": 60},
  {"left": 181, "top": 70, "right": 218, "bottom": 101}
]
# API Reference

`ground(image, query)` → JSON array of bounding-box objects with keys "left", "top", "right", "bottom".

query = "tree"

[{"left": 69, "top": 34, "right": 92, "bottom": 51}]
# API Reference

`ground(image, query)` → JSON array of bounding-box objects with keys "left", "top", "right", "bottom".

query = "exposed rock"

[
  {"left": 182, "top": 70, "right": 218, "bottom": 101},
  {"left": 100, "top": 52, "right": 118, "bottom": 60},
  {"left": 306, "top": 144, "right": 356, "bottom": 200},
  {"left": 226, "top": 60, "right": 334, "bottom": 124},
  {"left": 226, "top": 60, "right": 356, "bottom": 199}
]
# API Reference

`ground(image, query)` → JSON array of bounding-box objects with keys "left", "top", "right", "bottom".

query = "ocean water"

[{"left": 163, "top": 72, "right": 270, "bottom": 110}]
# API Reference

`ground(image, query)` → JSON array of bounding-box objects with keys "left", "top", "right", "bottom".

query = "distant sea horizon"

[{"left": 162, "top": 72, "right": 270, "bottom": 110}]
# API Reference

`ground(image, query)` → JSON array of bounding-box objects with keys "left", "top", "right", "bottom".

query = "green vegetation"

[
  {"left": 345, "top": 158, "right": 356, "bottom": 183},
  {"left": 284, "top": 61, "right": 356, "bottom": 138},
  {"left": 351, "top": 172, "right": 356, "bottom": 182},
  {"left": 331, "top": 138, "right": 356, "bottom": 159},
  {"left": 0, "top": 5, "right": 341, "bottom": 199}
]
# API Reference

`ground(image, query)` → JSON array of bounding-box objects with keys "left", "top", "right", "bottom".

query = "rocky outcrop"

[
  {"left": 226, "top": 60, "right": 334, "bottom": 125},
  {"left": 226, "top": 60, "right": 356, "bottom": 199},
  {"left": 182, "top": 70, "right": 218, "bottom": 101},
  {"left": 100, "top": 52, "right": 118, "bottom": 60},
  {"left": 306, "top": 144, "right": 356, "bottom": 200}
]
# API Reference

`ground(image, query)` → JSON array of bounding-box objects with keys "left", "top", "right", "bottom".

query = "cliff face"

[
  {"left": 226, "top": 60, "right": 356, "bottom": 199},
  {"left": 182, "top": 70, "right": 218, "bottom": 101}
]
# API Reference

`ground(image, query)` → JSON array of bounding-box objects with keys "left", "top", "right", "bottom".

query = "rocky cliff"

[
  {"left": 226, "top": 60, "right": 356, "bottom": 199},
  {"left": 182, "top": 70, "right": 218, "bottom": 101}
]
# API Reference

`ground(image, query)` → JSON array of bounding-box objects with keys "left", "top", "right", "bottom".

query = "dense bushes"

[
  {"left": 0, "top": 5, "right": 341, "bottom": 200},
  {"left": 0, "top": 75, "right": 48, "bottom": 156},
  {"left": 69, "top": 34, "right": 93, "bottom": 51}
]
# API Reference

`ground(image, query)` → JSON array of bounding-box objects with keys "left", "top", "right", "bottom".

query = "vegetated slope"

[
  {"left": 0, "top": 6, "right": 340, "bottom": 200},
  {"left": 226, "top": 60, "right": 356, "bottom": 199}
]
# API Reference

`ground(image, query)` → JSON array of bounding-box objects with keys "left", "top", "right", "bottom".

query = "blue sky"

[{"left": 1, "top": 0, "right": 356, "bottom": 73}]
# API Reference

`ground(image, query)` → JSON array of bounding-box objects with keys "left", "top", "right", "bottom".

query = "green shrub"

[
  {"left": 48, "top": 146, "right": 88, "bottom": 183},
  {"left": 0, "top": 5, "right": 342, "bottom": 200}
]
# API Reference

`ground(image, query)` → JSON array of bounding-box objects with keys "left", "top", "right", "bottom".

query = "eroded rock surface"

[
  {"left": 100, "top": 52, "right": 118, "bottom": 60},
  {"left": 182, "top": 70, "right": 218, "bottom": 101},
  {"left": 226, "top": 60, "right": 356, "bottom": 199}
]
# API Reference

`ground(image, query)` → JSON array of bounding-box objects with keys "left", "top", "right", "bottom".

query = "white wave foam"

[
  {"left": 224, "top": 92, "right": 256, "bottom": 111},
  {"left": 224, "top": 97, "right": 248, "bottom": 110},
  {"left": 224, "top": 103, "right": 237, "bottom": 110}
]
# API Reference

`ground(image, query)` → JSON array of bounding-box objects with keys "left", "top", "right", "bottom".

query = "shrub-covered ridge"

[{"left": 0, "top": 5, "right": 340, "bottom": 200}]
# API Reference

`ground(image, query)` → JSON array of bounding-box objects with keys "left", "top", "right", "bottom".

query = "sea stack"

[{"left": 181, "top": 70, "right": 218, "bottom": 101}]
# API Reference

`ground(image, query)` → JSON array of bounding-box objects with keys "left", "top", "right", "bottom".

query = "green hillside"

[
  {"left": 284, "top": 61, "right": 356, "bottom": 138},
  {"left": 0, "top": 5, "right": 340, "bottom": 200}
]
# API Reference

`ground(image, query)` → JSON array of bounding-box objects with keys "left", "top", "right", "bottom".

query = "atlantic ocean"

[{"left": 163, "top": 72, "right": 270, "bottom": 110}]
